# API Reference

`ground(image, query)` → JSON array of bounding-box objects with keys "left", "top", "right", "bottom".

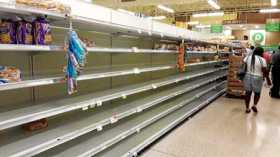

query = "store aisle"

[{"left": 142, "top": 88, "right": 280, "bottom": 157}]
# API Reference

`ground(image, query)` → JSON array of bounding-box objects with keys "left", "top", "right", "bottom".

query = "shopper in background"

[
  {"left": 243, "top": 47, "right": 271, "bottom": 113},
  {"left": 270, "top": 46, "right": 280, "bottom": 98}
]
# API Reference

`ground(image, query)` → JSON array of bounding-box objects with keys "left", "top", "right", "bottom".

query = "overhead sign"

[
  {"left": 250, "top": 30, "right": 266, "bottom": 45},
  {"left": 211, "top": 24, "right": 223, "bottom": 33},
  {"left": 265, "top": 22, "right": 280, "bottom": 32}
]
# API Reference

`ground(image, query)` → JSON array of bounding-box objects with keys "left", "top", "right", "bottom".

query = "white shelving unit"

[{"left": 0, "top": 1, "right": 237, "bottom": 157}]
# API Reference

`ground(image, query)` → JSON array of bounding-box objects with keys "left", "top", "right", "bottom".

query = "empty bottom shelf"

[
  {"left": 96, "top": 90, "right": 225, "bottom": 157},
  {"left": 37, "top": 83, "right": 225, "bottom": 157}
]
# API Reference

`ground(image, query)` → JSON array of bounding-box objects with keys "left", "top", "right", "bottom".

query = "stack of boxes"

[{"left": 227, "top": 55, "right": 245, "bottom": 97}]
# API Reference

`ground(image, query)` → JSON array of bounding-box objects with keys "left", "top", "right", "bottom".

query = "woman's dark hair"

[{"left": 251, "top": 47, "right": 264, "bottom": 71}]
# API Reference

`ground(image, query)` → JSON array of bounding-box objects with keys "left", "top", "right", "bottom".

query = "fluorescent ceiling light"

[
  {"left": 271, "top": 0, "right": 277, "bottom": 6},
  {"left": 207, "top": 0, "right": 221, "bottom": 9},
  {"left": 260, "top": 8, "right": 280, "bottom": 13},
  {"left": 188, "top": 21, "right": 199, "bottom": 25},
  {"left": 147, "top": 16, "right": 166, "bottom": 20},
  {"left": 196, "top": 25, "right": 211, "bottom": 28},
  {"left": 192, "top": 12, "right": 224, "bottom": 17},
  {"left": 117, "top": 9, "right": 135, "bottom": 16},
  {"left": 157, "top": 5, "right": 175, "bottom": 13}
]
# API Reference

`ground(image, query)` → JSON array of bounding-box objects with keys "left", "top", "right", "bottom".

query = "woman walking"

[{"left": 243, "top": 47, "right": 271, "bottom": 113}]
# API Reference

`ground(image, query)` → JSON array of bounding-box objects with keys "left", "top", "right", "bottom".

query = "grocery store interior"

[{"left": 0, "top": 0, "right": 280, "bottom": 157}]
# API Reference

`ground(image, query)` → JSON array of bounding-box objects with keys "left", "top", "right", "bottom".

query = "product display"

[
  {"left": 66, "top": 30, "right": 87, "bottom": 94},
  {"left": 0, "top": 19, "right": 17, "bottom": 44},
  {"left": 16, "top": 0, "right": 70, "bottom": 13},
  {"left": 32, "top": 17, "right": 52, "bottom": 45},
  {"left": 0, "top": 66, "right": 21, "bottom": 84},
  {"left": 227, "top": 56, "right": 245, "bottom": 97}
]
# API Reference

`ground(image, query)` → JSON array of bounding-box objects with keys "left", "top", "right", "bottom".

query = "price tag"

[
  {"left": 102, "top": 145, "right": 107, "bottom": 150},
  {"left": 97, "top": 125, "right": 103, "bottom": 131},
  {"left": 152, "top": 84, "right": 157, "bottom": 89},
  {"left": 132, "top": 47, "right": 139, "bottom": 53},
  {"left": 82, "top": 106, "right": 89, "bottom": 111},
  {"left": 136, "top": 128, "right": 141, "bottom": 133},
  {"left": 133, "top": 152, "right": 138, "bottom": 156},
  {"left": 110, "top": 116, "right": 118, "bottom": 124},
  {"left": 160, "top": 33, "right": 164, "bottom": 38},
  {"left": 148, "top": 31, "right": 152, "bottom": 36},
  {"left": 133, "top": 68, "right": 140, "bottom": 74},
  {"left": 137, "top": 29, "right": 142, "bottom": 34},
  {"left": 90, "top": 104, "right": 96, "bottom": 108},
  {"left": 175, "top": 79, "right": 180, "bottom": 83},
  {"left": 96, "top": 101, "right": 102, "bottom": 107},
  {"left": 121, "top": 94, "right": 127, "bottom": 99},
  {"left": 136, "top": 107, "right": 143, "bottom": 113}
]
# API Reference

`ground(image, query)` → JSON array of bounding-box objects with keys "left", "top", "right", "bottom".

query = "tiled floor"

[{"left": 142, "top": 88, "right": 280, "bottom": 157}]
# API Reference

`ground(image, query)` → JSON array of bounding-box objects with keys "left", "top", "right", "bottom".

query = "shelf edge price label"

[
  {"left": 136, "top": 107, "right": 143, "bottom": 113},
  {"left": 133, "top": 68, "right": 140, "bottom": 74},
  {"left": 121, "top": 94, "right": 127, "bottom": 99},
  {"left": 132, "top": 47, "right": 139, "bottom": 53},
  {"left": 97, "top": 125, "right": 103, "bottom": 131},
  {"left": 96, "top": 100, "right": 103, "bottom": 107},
  {"left": 110, "top": 116, "right": 118, "bottom": 124},
  {"left": 152, "top": 84, "right": 157, "bottom": 89},
  {"left": 82, "top": 106, "right": 89, "bottom": 111}
]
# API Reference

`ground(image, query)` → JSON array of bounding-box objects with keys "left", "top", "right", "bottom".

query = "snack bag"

[
  {"left": 17, "top": 20, "right": 33, "bottom": 44},
  {"left": 0, "top": 19, "right": 17, "bottom": 44},
  {"left": 32, "top": 17, "right": 52, "bottom": 45}
]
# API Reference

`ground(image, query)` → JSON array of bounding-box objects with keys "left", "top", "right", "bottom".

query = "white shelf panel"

[
  {"left": 38, "top": 82, "right": 226, "bottom": 157},
  {"left": 71, "top": 3, "right": 111, "bottom": 23},
  {"left": 95, "top": 89, "right": 226, "bottom": 157},
  {"left": 0, "top": 1, "right": 244, "bottom": 47},
  {"left": 0, "top": 67, "right": 227, "bottom": 131},
  {"left": 0, "top": 74, "right": 226, "bottom": 157},
  {"left": 111, "top": 10, "right": 152, "bottom": 32}
]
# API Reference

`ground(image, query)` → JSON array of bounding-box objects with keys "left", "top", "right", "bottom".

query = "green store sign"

[
  {"left": 262, "top": 45, "right": 279, "bottom": 51},
  {"left": 266, "top": 22, "right": 280, "bottom": 32},
  {"left": 211, "top": 25, "right": 223, "bottom": 33},
  {"left": 252, "top": 32, "right": 265, "bottom": 43}
]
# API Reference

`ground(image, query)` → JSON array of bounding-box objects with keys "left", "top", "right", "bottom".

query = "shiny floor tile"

[{"left": 142, "top": 88, "right": 280, "bottom": 157}]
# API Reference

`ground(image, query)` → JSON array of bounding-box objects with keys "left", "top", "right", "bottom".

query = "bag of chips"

[
  {"left": 32, "top": 17, "right": 52, "bottom": 45},
  {"left": 0, "top": 19, "right": 17, "bottom": 44},
  {"left": 17, "top": 20, "right": 33, "bottom": 44}
]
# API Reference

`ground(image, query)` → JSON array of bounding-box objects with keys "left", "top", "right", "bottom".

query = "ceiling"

[{"left": 93, "top": 0, "right": 279, "bottom": 16}]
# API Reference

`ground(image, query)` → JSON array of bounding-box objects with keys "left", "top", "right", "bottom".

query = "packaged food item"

[
  {"left": 66, "top": 31, "right": 87, "bottom": 94},
  {"left": 0, "top": 19, "right": 17, "bottom": 44},
  {"left": 177, "top": 43, "right": 186, "bottom": 72},
  {"left": 32, "top": 17, "right": 52, "bottom": 45},
  {"left": 80, "top": 37, "right": 95, "bottom": 47},
  {"left": 16, "top": 0, "right": 70, "bottom": 14},
  {"left": 0, "top": 66, "right": 21, "bottom": 83},
  {"left": 22, "top": 118, "right": 48, "bottom": 131},
  {"left": 17, "top": 20, "right": 33, "bottom": 44}
]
